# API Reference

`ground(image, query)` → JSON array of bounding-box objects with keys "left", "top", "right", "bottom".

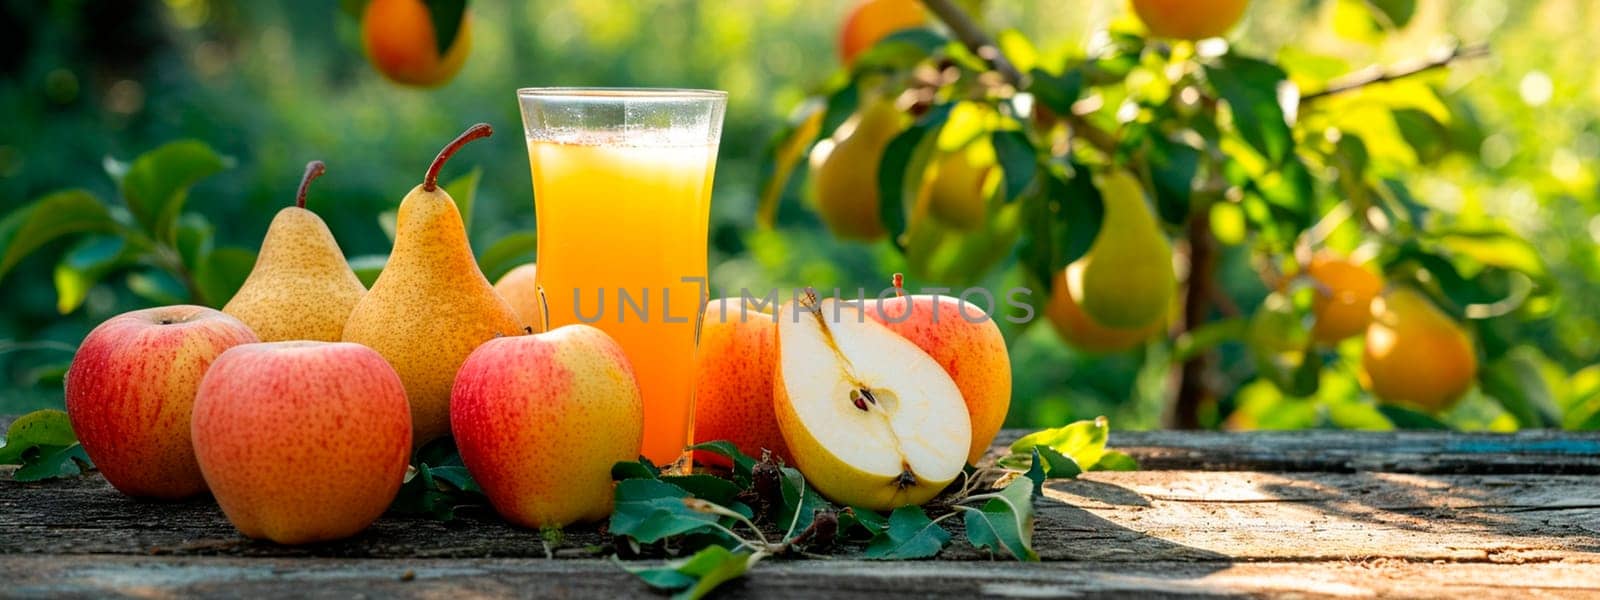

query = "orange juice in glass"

[{"left": 517, "top": 88, "right": 725, "bottom": 467}]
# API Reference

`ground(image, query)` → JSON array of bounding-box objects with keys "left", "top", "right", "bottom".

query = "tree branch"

[
  {"left": 1300, "top": 43, "right": 1490, "bottom": 104},
  {"left": 919, "top": 0, "right": 1025, "bottom": 88}
]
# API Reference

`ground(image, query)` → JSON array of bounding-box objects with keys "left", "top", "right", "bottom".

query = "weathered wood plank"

[
  {"left": 5, "top": 555, "right": 1600, "bottom": 599},
  {"left": 1089, "top": 430, "right": 1600, "bottom": 474},
  {"left": 6, "top": 466, "right": 1597, "bottom": 564}
]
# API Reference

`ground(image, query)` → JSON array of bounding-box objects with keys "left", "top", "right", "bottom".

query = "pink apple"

[
  {"left": 191, "top": 341, "right": 412, "bottom": 544},
  {"left": 66, "top": 305, "right": 259, "bottom": 499},
  {"left": 451, "top": 324, "right": 643, "bottom": 528}
]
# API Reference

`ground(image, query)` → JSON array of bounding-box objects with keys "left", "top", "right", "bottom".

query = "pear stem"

[
  {"left": 424, "top": 123, "right": 493, "bottom": 192},
  {"left": 296, "top": 160, "right": 326, "bottom": 209},
  {"left": 891, "top": 273, "right": 906, "bottom": 298}
]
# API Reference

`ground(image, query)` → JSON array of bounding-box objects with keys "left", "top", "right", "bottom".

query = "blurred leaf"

[
  {"left": 175, "top": 213, "right": 215, "bottom": 274},
  {"left": 1392, "top": 108, "right": 1447, "bottom": 163},
  {"left": 477, "top": 231, "right": 537, "bottom": 282},
  {"left": 423, "top": 0, "right": 466, "bottom": 56},
  {"left": 0, "top": 409, "right": 77, "bottom": 464},
  {"left": 1377, "top": 404, "right": 1450, "bottom": 430},
  {"left": 852, "top": 28, "right": 949, "bottom": 72},
  {"left": 1480, "top": 352, "right": 1562, "bottom": 428},
  {"left": 622, "top": 545, "right": 754, "bottom": 600},
  {"left": 0, "top": 190, "right": 119, "bottom": 284},
  {"left": 1207, "top": 56, "right": 1293, "bottom": 165},
  {"left": 990, "top": 130, "right": 1036, "bottom": 203},
  {"left": 757, "top": 102, "right": 825, "bottom": 228},
  {"left": 1146, "top": 136, "right": 1200, "bottom": 225},
  {"left": 661, "top": 474, "right": 742, "bottom": 508},
  {"left": 120, "top": 140, "right": 227, "bottom": 244},
  {"left": 1019, "top": 165, "right": 1103, "bottom": 288},
  {"left": 349, "top": 254, "right": 388, "bottom": 287},
  {"left": 127, "top": 270, "right": 190, "bottom": 305},
  {"left": 53, "top": 235, "right": 134, "bottom": 314},
  {"left": 817, "top": 79, "right": 861, "bottom": 142},
  {"left": 1027, "top": 67, "right": 1083, "bottom": 116},
  {"left": 195, "top": 247, "right": 257, "bottom": 308},
  {"left": 378, "top": 209, "right": 397, "bottom": 242},
  {"left": 962, "top": 479, "right": 1038, "bottom": 561},
  {"left": 443, "top": 166, "right": 481, "bottom": 237},
  {"left": 862, "top": 505, "right": 950, "bottom": 560},
  {"left": 1173, "top": 317, "right": 1247, "bottom": 363},
  {"left": 879, "top": 102, "right": 952, "bottom": 250},
  {"left": 1431, "top": 229, "right": 1547, "bottom": 279},
  {"left": 995, "top": 29, "right": 1038, "bottom": 73}
]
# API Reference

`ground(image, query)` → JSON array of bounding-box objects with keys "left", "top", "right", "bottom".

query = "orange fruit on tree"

[
  {"left": 839, "top": 0, "right": 928, "bottom": 66},
  {"left": 1306, "top": 252, "right": 1383, "bottom": 344},
  {"left": 1361, "top": 288, "right": 1478, "bottom": 413},
  {"left": 1129, "top": 0, "right": 1249, "bottom": 40},
  {"left": 361, "top": 0, "right": 474, "bottom": 87}
]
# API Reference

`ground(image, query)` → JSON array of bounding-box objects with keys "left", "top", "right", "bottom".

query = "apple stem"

[
  {"left": 296, "top": 160, "right": 326, "bottom": 209},
  {"left": 424, "top": 123, "right": 493, "bottom": 192},
  {"left": 891, "top": 273, "right": 906, "bottom": 298}
]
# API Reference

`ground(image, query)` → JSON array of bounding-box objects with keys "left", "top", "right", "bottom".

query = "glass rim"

[{"left": 516, "top": 87, "right": 727, "bottom": 100}]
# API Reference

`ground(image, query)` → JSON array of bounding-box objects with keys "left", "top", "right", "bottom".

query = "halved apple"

[{"left": 774, "top": 291, "right": 971, "bottom": 510}]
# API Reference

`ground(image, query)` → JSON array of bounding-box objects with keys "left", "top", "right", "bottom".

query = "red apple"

[
  {"left": 451, "top": 325, "right": 643, "bottom": 528},
  {"left": 65, "top": 305, "right": 258, "bottom": 499},
  {"left": 191, "top": 341, "right": 412, "bottom": 544},
  {"left": 867, "top": 277, "right": 1013, "bottom": 465}
]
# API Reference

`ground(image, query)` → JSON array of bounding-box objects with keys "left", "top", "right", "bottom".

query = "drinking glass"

[{"left": 517, "top": 88, "right": 726, "bottom": 467}]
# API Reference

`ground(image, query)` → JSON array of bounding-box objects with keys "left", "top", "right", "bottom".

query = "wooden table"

[{"left": 3, "top": 427, "right": 1599, "bottom": 598}]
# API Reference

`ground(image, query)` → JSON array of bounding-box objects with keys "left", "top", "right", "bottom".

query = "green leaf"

[
  {"left": 423, "top": 0, "right": 467, "bottom": 57},
  {"left": 609, "top": 479, "right": 723, "bottom": 544},
  {"left": 0, "top": 190, "right": 119, "bottom": 284},
  {"left": 777, "top": 466, "right": 833, "bottom": 536},
  {"left": 962, "top": 479, "right": 1038, "bottom": 561},
  {"left": 127, "top": 270, "right": 190, "bottom": 305},
  {"left": 14, "top": 444, "right": 93, "bottom": 482},
  {"left": 53, "top": 235, "right": 135, "bottom": 314},
  {"left": 1207, "top": 56, "right": 1293, "bottom": 165},
  {"left": 1091, "top": 450, "right": 1139, "bottom": 472},
  {"left": 990, "top": 130, "right": 1036, "bottom": 203},
  {"left": 817, "top": 79, "right": 861, "bottom": 142},
  {"left": 390, "top": 462, "right": 484, "bottom": 521},
  {"left": 878, "top": 102, "right": 952, "bottom": 250},
  {"left": 349, "top": 254, "right": 387, "bottom": 287},
  {"left": 174, "top": 213, "right": 215, "bottom": 274},
  {"left": 688, "top": 440, "right": 757, "bottom": 483},
  {"left": 1146, "top": 136, "right": 1200, "bottom": 225},
  {"left": 1480, "top": 353, "right": 1562, "bottom": 428},
  {"left": 661, "top": 474, "right": 743, "bottom": 507},
  {"left": 622, "top": 545, "right": 755, "bottom": 600},
  {"left": 839, "top": 506, "right": 889, "bottom": 539},
  {"left": 851, "top": 28, "right": 950, "bottom": 73},
  {"left": 999, "top": 445, "right": 1081, "bottom": 488},
  {"left": 1019, "top": 164, "right": 1104, "bottom": 289},
  {"left": 1008, "top": 417, "right": 1110, "bottom": 471},
  {"left": 195, "top": 247, "right": 257, "bottom": 308},
  {"left": 443, "top": 166, "right": 481, "bottom": 237},
  {"left": 0, "top": 409, "right": 78, "bottom": 464},
  {"left": 476, "top": 232, "right": 538, "bottom": 282},
  {"left": 120, "top": 140, "right": 227, "bottom": 244},
  {"left": 1027, "top": 67, "right": 1083, "bottom": 116},
  {"left": 612, "top": 458, "right": 662, "bottom": 481},
  {"left": 1431, "top": 229, "right": 1547, "bottom": 279},
  {"left": 862, "top": 505, "right": 950, "bottom": 560},
  {"left": 1376, "top": 404, "right": 1450, "bottom": 430},
  {"left": 425, "top": 465, "right": 481, "bottom": 494}
]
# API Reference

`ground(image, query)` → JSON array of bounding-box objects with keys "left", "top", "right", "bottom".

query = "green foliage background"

[{"left": 1, "top": 0, "right": 1597, "bottom": 431}]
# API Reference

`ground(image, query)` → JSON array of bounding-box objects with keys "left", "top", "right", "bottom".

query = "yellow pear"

[
  {"left": 223, "top": 161, "right": 366, "bottom": 342},
  {"left": 1069, "top": 170, "right": 1175, "bottom": 329},
  {"left": 808, "top": 98, "right": 907, "bottom": 241},
  {"left": 927, "top": 139, "right": 995, "bottom": 231},
  {"left": 492, "top": 263, "right": 545, "bottom": 333},
  {"left": 343, "top": 124, "right": 522, "bottom": 445},
  {"left": 1362, "top": 288, "right": 1478, "bottom": 413},
  {"left": 1046, "top": 264, "right": 1163, "bottom": 354},
  {"left": 1306, "top": 252, "right": 1382, "bottom": 344}
]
